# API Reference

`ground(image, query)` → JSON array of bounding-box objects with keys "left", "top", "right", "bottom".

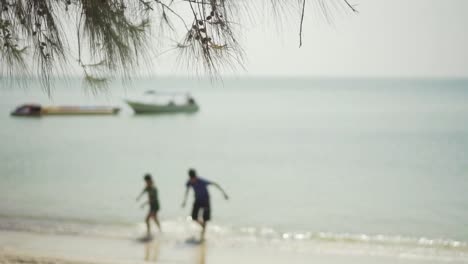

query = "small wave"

[
  {"left": 0, "top": 214, "right": 136, "bottom": 240},
  {"left": 231, "top": 226, "right": 468, "bottom": 250},
  {"left": 272, "top": 230, "right": 467, "bottom": 250},
  {"left": 0, "top": 213, "right": 134, "bottom": 227}
]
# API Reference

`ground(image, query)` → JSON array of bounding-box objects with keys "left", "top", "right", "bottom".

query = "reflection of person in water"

[
  {"left": 144, "top": 240, "right": 160, "bottom": 262},
  {"left": 196, "top": 241, "right": 206, "bottom": 264},
  {"left": 137, "top": 174, "right": 162, "bottom": 237},
  {"left": 182, "top": 168, "right": 229, "bottom": 240}
]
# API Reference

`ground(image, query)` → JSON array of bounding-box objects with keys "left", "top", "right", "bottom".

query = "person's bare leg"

[
  {"left": 145, "top": 213, "right": 151, "bottom": 237},
  {"left": 153, "top": 213, "right": 162, "bottom": 232},
  {"left": 200, "top": 222, "right": 206, "bottom": 241}
]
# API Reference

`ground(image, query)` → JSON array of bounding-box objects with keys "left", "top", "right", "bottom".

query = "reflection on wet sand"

[
  {"left": 196, "top": 242, "right": 206, "bottom": 264},
  {"left": 143, "top": 239, "right": 206, "bottom": 263},
  {"left": 144, "top": 240, "right": 160, "bottom": 262}
]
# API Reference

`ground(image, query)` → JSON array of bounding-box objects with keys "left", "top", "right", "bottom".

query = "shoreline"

[{"left": 1, "top": 230, "right": 468, "bottom": 264}]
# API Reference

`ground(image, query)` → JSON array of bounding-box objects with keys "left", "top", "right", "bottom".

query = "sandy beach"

[
  {"left": 1, "top": 229, "right": 468, "bottom": 264},
  {"left": 0, "top": 253, "right": 101, "bottom": 264}
]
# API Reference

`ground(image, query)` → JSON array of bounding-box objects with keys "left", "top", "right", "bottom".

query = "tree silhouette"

[{"left": 0, "top": 0, "right": 356, "bottom": 92}]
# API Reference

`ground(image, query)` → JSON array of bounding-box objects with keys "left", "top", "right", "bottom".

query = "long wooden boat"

[{"left": 11, "top": 104, "right": 120, "bottom": 117}]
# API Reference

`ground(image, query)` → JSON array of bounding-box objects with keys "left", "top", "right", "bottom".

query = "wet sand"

[{"left": 1, "top": 230, "right": 467, "bottom": 264}]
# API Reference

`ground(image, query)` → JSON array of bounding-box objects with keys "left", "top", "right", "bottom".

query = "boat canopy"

[
  {"left": 11, "top": 104, "right": 42, "bottom": 116},
  {"left": 144, "top": 90, "right": 192, "bottom": 96}
]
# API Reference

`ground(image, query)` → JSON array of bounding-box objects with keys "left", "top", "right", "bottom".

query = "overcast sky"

[{"left": 151, "top": 0, "right": 468, "bottom": 78}]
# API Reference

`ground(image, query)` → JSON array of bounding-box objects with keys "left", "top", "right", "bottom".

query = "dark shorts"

[
  {"left": 149, "top": 202, "right": 160, "bottom": 213},
  {"left": 191, "top": 200, "right": 211, "bottom": 222}
]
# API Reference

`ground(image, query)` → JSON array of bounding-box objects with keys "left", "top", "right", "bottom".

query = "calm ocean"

[{"left": 1, "top": 78, "right": 467, "bottom": 261}]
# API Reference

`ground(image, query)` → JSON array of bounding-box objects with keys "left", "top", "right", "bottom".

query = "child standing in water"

[{"left": 137, "top": 174, "right": 162, "bottom": 236}]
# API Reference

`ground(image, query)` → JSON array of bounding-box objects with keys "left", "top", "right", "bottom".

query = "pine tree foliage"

[{"left": 0, "top": 0, "right": 356, "bottom": 92}]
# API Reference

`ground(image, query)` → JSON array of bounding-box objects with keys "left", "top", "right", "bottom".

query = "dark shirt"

[
  {"left": 145, "top": 186, "right": 159, "bottom": 205},
  {"left": 186, "top": 178, "right": 211, "bottom": 203}
]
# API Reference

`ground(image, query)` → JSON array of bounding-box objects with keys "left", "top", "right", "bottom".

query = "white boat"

[{"left": 125, "top": 91, "right": 199, "bottom": 114}]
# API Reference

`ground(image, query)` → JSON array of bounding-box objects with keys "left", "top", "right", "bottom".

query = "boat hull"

[
  {"left": 41, "top": 106, "right": 120, "bottom": 116},
  {"left": 11, "top": 105, "right": 120, "bottom": 116},
  {"left": 126, "top": 100, "right": 199, "bottom": 114}
]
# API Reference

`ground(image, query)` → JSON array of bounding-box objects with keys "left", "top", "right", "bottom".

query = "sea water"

[{"left": 0, "top": 78, "right": 467, "bottom": 261}]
